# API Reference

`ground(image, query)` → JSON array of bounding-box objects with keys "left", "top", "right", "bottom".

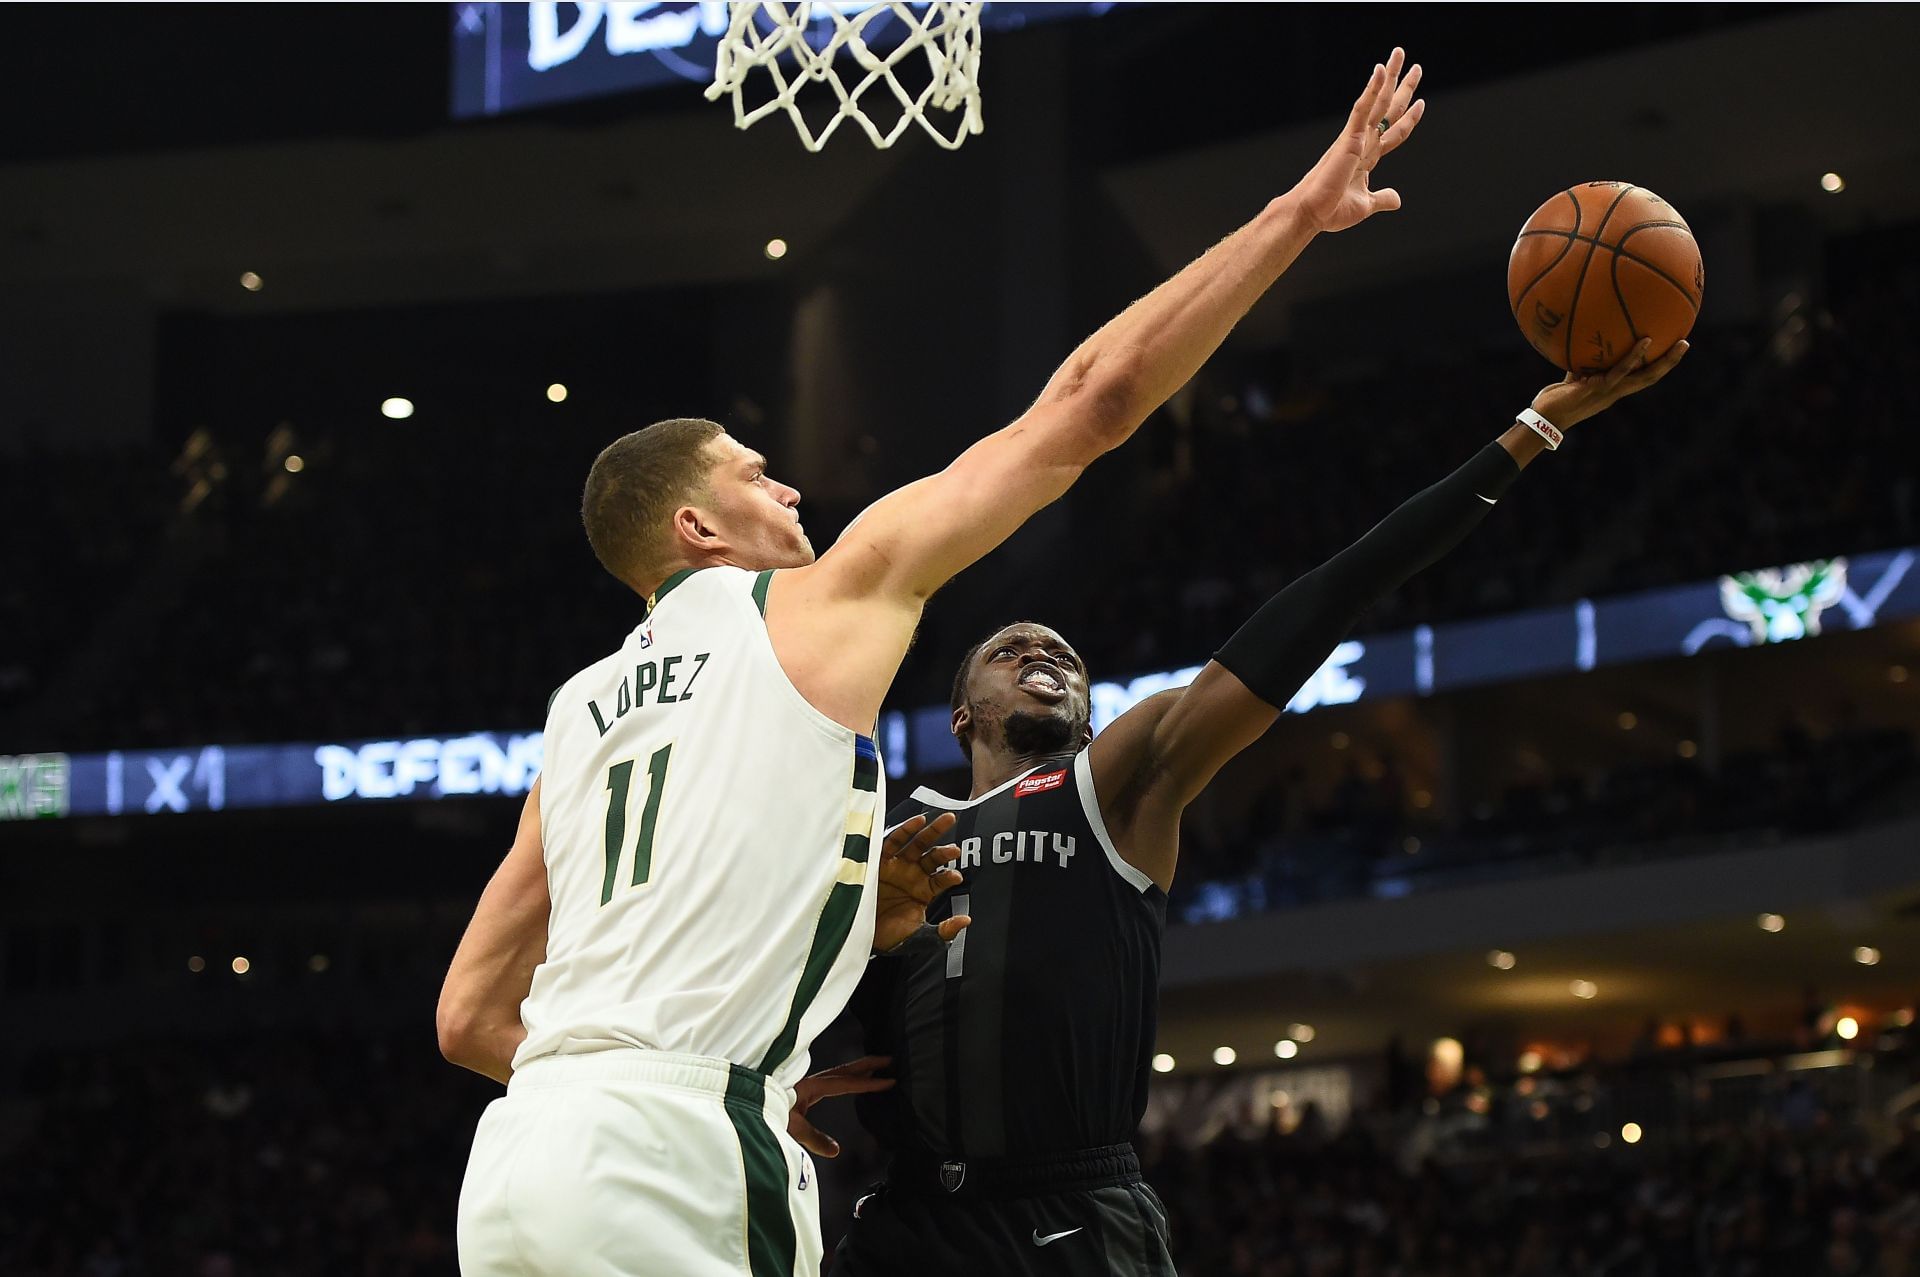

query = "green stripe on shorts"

[{"left": 724, "top": 1064, "right": 795, "bottom": 1277}]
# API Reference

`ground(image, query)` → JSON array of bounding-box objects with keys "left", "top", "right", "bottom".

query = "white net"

[{"left": 704, "top": 3, "right": 985, "bottom": 151}]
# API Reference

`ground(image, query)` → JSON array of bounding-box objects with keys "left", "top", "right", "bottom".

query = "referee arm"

[
  {"left": 1089, "top": 340, "right": 1687, "bottom": 889},
  {"left": 438, "top": 780, "right": 549, "bottom": 1084}
]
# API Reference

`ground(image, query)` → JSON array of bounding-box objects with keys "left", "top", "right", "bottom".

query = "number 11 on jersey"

[{"left": 601, "top": 743, "right": 673, "bottom": 906}]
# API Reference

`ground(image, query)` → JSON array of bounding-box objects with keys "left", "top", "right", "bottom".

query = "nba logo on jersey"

[
  {"left": 636, "top": 618, "right": 654, "bottom": 650},
  {"left": 1015, "top": 768, "right": 1068, "bottom": 798}
]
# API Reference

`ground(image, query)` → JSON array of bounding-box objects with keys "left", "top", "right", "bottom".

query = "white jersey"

[{"left": 517, "top": 565, "right": 883, "bottom": 1089}]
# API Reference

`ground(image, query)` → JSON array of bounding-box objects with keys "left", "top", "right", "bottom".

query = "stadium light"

[
  {"left": 1517, "top": 1050, "right": 1543, "bottom": 1074},
  {"left": 381, "top": 397, "right": 415, "bottom": 420},
  {"left": 231, "top": 956, "right": 251, "bottom": 975},
  {"left": 187, "top": 955, "right": 206, "bottom": 974},
  {"left": 1488, "top": 950, "right": 1517, "bottom": 970},
  {"left": 1855, "top": 946, "right": 1882, "bottom": 966},
  {"left": 1288, "top": 1024, "right": 1315, "bottom": 1043},
  {"left": 1758, "top": 913, "right": 1785, "bottom": 933},
  {"left": 764, "top": 238, "right": 788, "bottom": 260},
  {"left": 1621, "top": 1122, "right": 1643, "bottom": 1144},
  {"left": 1570, "top": 979, "right": 1598, "bottom": 1000},
  {"left": 547, "top": 383, "right": 568, "bottom": 403},
  {"left": 1820, "top": 172, "right": 1845, "bottom": 193},
  {"left": 1212, "top": 1046, "right": 1236, "bottom": 1066},
  {"left": 1274, "top": 1039, "right": 1299, "bottom": 1059},
  {"left": 283, "top": 455, "right": 305, "bottom": 474},
  {"left": 1151, "top": 1053, "right": 1175, "bottom": 1073},
  {"left": 1837, "top": 1016, "right": 1860, "bottom": 1041},
  {"left": 239, "top": 271, "right": 263, "bottom": 291}
]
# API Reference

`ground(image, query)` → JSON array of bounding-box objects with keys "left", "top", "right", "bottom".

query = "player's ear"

[
  {"left": 950, "top": 703, "right": 972, "bottom": 748},
  {"left": 672, "top": 503, "right": 722, "bottom": 552}
]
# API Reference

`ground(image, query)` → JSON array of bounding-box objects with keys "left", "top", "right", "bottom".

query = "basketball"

[{"left": 1507, "top": 182, "right": 1703, "bottom": 374}]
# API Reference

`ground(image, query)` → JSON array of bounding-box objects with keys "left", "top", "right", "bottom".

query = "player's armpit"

[
  {"left": 763, "top": 395, "right": 1127, "bottom": 733},
  {"left": 437, "top": 781, "right": 550, "bottom": 1086},
  {"left": 1088, "top": 669, "right": 1278, "bottom": 890},
  {"left": 792, "top": 391, "right": 1124, "bottom": 605}
]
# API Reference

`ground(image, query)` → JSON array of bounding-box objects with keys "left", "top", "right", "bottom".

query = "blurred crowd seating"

[
  {"left": 3, "top": 246, "right": 1912, "bottom": 757},
  {"left": 1171, "top": 723, "right": 1916, "bottom": 924},
  {"left": 5, "top": 1020, "right": 1917, "bottom": 1276}
]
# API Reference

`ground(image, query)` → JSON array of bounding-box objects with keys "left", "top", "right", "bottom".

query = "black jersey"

[{"left": 851, "top": 748, "right": 1167, "bottom": 1161}]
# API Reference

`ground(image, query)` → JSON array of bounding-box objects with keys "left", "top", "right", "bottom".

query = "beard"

[{"left": 1001, "top": 708, "right": 1081, "bottom": 758}]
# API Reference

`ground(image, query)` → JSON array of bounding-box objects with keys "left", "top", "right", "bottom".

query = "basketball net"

[{"left": 705, "top": 2, "right": 985, "bottom": 151}]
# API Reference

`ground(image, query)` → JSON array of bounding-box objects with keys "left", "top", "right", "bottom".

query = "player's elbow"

[
  {"left": 1072, "top": 349, "right": 1149, "bottom": 449},
  {"left": 436, "top": 995, "right": 481, "bottom": 1068}
]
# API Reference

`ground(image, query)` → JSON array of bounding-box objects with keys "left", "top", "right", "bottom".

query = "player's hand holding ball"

[
  {"left": 1285, "top": 47, "right": 1425, "bottom": 233},
  {"left": 1532, "top": 335, "right": 1689, "bottom": 432}
]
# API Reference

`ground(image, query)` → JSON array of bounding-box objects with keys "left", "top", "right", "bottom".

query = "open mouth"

[{"left": 1016, "top": 663, "right": 1069, "bottom": 703}]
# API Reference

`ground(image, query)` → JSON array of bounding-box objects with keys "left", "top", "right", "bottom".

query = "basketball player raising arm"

[
  {"left": 830, "top": 338, "right": 1686, "bottom": 1277},
  {"left": 441, "top": 50, "right": 1428, "bottom": 1277},
  {"left": 439, "top": 49, "right": 1426, "bottom": 1084}
]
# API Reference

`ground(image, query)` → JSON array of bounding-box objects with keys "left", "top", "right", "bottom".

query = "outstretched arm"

[
  {"left": 437, "top": 781, "right": 549, "bottom": 1085},
  {"left": 767, "top": 52, "right": 1427, "bottom": 733},
  {"left": 1091, "top": 339, "right": 1689, "bottom": 889}
]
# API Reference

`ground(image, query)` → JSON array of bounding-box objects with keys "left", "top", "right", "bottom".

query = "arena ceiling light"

[
  {"left": 381, "top": 397, "right": 415, "bottom": 420},
  {"left": 1288, "top": 1024, "right": 1316, "bottom": 1043},
  {"left": 1855, "top": 946, "right": 1882, "bottom": 966},
  {"left": 1820, "top": 172, "right": 1845, "bottom": 193},
  {"left": 1151, "top": 1053, "right": 1175, "bottom": 1073},
  {"left": 547, "top": 383, "right": 569, "bottom": 403},
  {"left": 1837, "top": 1016, "right": 1860, "bottom": 1040},
  {"left": 1570, "top": 979, "right": 1599, "bottom": 1000},
  {"left": 1274, "top": 1039, "right": 1299, "bottom": 1059},
  {"left": 1488, "top": 950, "right": 1517, "bottom": 970},
  {"left": 1757, "top": 913, "right": 1785, "bottom": 933},
  {"left": 1620, "top": 1122, "right": 1644, "bottom": 1144},
  {"left": 1212, "top": 1047, "right": 1236, "bottom": 1066},
  {"left": 239, "top": 270, "right": 263, "bottom": 291},
  {"left": 764, "top": 238, "right": 788, "bottom": 260}
]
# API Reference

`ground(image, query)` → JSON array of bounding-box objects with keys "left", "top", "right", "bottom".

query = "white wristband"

[{"left": 1516, "top": 407, "right": 1563, "bottom": 451}]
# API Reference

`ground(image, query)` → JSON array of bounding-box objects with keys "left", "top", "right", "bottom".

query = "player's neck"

[{"left": 967, "top": 747, "right": 1076, "bottom": 799}]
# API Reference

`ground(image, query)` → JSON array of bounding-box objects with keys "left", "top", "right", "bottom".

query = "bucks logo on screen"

[{"left": 1718, "top": 558, "right": 1848, "bottom": 644}]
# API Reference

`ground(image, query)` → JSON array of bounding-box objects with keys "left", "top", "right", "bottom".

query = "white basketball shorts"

[{"left": 458, "top": 1049, "right": 822, "bottom": 1277}]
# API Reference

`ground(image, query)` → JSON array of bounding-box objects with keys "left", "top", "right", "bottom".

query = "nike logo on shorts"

[{"left": 1033, "top": 1227, "right": 1084, "bottom": 1246}]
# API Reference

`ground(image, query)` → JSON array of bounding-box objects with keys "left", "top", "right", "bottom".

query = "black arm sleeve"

[{"left": 1214, "top": 440, "right": 1522, "bottom": 710}]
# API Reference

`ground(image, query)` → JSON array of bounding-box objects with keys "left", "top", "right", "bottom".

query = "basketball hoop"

[{"left": 705, "top": 3, "right": 985, "bottom": 152}]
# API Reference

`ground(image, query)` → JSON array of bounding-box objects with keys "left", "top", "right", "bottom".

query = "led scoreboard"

[{"left": 9, "top": 547, "right": 1914, "bottom": 821}]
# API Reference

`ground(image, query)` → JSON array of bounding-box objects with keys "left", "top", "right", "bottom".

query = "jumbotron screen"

[{"left": 450, "top": 2, "right": 1117, "bottom": 119}]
